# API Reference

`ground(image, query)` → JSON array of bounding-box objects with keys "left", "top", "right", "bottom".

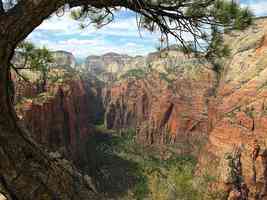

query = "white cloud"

[
  {"left": 241, "top": 0, "right": 267, "bottom": 16},
  {"left": 27, "top": 35, "right": 154, "bottom": 58},
  {"left": 58, "top": 39, "right": 101, "bottom": 46},
  {"left": 29, "top": 0, "right": 267, "bottom": 59},
  {"left": 28, "top": 11, "right": 161, "bottom": 58},
  {"left": 33, "top": 9, "right": 164, "bottom": 40},
  {"left": 36, "top": 14, "right": 80, "bottom": 34}
]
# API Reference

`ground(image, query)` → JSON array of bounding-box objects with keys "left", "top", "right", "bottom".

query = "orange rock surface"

[
  {"left": 104, "top": 61, "right": 215, "bottom": 153},
  {"left": 15, "top": 71, "right": 103, "bottom": 162},
  {"left": 197, "top": 18, "right": 267, "bottom": 198}
]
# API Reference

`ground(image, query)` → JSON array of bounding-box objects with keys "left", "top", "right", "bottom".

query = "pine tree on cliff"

[
  {"left": 14, "top": 42, "right": 54, "bottom": 92},
  {"left": 0, "top": 0, "right": 253, "bottom": 199},
  {"left": 30, "top": 47, "right": 54, "bottom": 92}
]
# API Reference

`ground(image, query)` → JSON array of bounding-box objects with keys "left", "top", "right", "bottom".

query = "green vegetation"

[
  {"left": 244, "top": 106, "right": 255, "bottom": 118},
  {"left": 206, "top": 25, "right": 231, "bottom": 68},
  {"left": 159, "top": 72, "right": 173, "bottom": 84},
  {"left": 120, "top": 68, "right": 147, "bottom": 80},
  {"left": 211, "top": 0, "right": 253, "bottom": 31},
  {"left": 224, "top": 152, "right": 243, "bottom": 186},
  {"left": 30, "top": 47, "right": 54, "bottom": 92},
  {"left": 0, "top": 0, "right": 256, "bottom": 198},
  {"left": 83, "top": 127, "right": 226, "bottom": 199},
  {"left": 14, "top": 41, "right": 54, "bottom": 92}
]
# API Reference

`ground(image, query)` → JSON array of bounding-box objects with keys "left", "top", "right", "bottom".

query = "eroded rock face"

[
  {"left": 12, "top": 18, "right": 267, "bottom": 199},
  {"left": 83, "top": 52, "right": 146, "bottom": 81},
  {"left": 84, "top": 53, "right": 133, "bottom": 74},
  {"left": 15, "top": 70, "right": 104, "bottom": 162},
  {"left": 102, "top": 18, "right": 267, "bottom": 197},
  {"left": 103, "top": 52, "right": 216, "bottom": 154},
  {"left": 197, "top": 18, "right": 267, "bottom": 197},
  {"left": 52, "top": 50, "right": 76, "bottom": 69}
]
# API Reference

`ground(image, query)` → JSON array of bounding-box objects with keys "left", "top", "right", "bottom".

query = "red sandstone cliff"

[
  {"left": 103, "top": 53, "right": 216, "bottom": 154},
  {"left": 103, "top": 18, "right": 267, "bottom": 198},
  {"left": 15, "top": 69, "right": 103, "bottom": 162},
  {"left": 13, "top": 18, "right": 267, "bottom": 199},
  {"left": 196, "top": 18, "right": 267, "bottom": 198}
]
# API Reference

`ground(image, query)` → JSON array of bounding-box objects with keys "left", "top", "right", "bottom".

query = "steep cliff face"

[
  {"left": 52, "top": 50, "right": 77, "bottom": 68},
  {"left": 104, "top": 52, "right": 216, "bottom": 153},
  {"left": 15, "top": 69, "right": 103, "bottom": 162},
  {"left": 12, "top": 18, "right": 267, "bottom": 199},
  {"left": 102, "top": 18, "right": 267, "bottom": 197},
  {"left": 82, "top": 52, "right": 146, "bottom": 81},
  {"left": 197, "top": 18, "right": 267, "bottom": 197}
]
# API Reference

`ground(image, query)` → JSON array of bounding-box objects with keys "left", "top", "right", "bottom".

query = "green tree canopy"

[
  {"left": 30, "top": 46, "right": 54, "bottom": 92},
  {"left": 13, "top": 41, "right": 54, "bottom": 91}
]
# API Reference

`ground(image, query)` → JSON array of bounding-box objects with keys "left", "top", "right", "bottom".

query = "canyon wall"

[
  {"left": 83, "top": 52, "right": 146, "bottom": 78},
  {"left": 7, "top": 54, "right": 104, "bottom": 199},
  {"left": 103, "top": 18, "right": 267, "bottom": 197},
  {"left": 52, "top": 50, "right": 77, "bottom": 69},
  {"left": 103, "top": 51, "right": 216, "bottom": 154},
  {"left": 15, "top": 68, "right": 104, "bottom": 163},
  {"left": 197, "top": 18, "right": 267, "bottom": 197},
  {"left": 13, "top": 17, "right": 267, "bottom": 198}
]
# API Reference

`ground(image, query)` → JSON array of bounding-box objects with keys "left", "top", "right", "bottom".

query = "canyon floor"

[
  {"left": 3, "top": 17, "right": 267, "bottom": 200},
  {"left": 84, "top": 125, "right": 223, "bottom": 200}
]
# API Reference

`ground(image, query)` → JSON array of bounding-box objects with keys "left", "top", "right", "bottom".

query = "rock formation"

[
  {"left": 82, "top": 52, "right": 146, "bottom": 81},
  {"left": 197, "top": 18, "right": 267, "bottom": 198},
  {"left": 103, "top": 51, "right": 216, "bottom": 154},
  {"left": 15, "top": 68, "right": 104, "bottom": 164},
  {"left": 12, "top": 17, "right": 267, "bottom": 199},
  {"left": 102, "top": 18, "right": 267, "bottom": 198},
  {"left": 52, "top": 50, "right": 77, "bottom": 69}
]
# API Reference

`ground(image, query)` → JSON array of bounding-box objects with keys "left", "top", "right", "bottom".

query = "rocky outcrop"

[
  {"left": 197, "top": 18, "right": 267, "bottom": 198},
  {"left": 15, "top": 69, "right": 104, "bottom": 163},
  {"left": 52, "top": 50, "right": 76, "bottom": 68},
  {"left": 103, "top": 52, "right": 216, "bottom": 154},
  {"left": 82, "top": 52, "right": 146, "bottom": 81}
]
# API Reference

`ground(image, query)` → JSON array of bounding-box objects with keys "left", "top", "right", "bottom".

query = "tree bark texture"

[{"left": 0, "top": 1, "right": 107, "bottom": 199}]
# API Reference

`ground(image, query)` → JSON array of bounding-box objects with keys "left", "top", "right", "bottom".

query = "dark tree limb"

[{"left": 0, "top": 0, "right": 4, "bottom": 14}]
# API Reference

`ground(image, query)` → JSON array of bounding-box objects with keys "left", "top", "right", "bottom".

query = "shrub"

[{"left": 120, "top": 68, "right": 147, "bottom": 80}]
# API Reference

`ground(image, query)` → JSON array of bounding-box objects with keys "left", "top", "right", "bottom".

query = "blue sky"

[{"left": 27, "top": 0, "right": 267, "bottom": 60}]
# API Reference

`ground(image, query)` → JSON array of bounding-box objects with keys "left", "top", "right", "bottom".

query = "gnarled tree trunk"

[
  {"left": 0, "top": 42, "right": 101, "bottom": 199},
  {"left": 0, "top": 0, "right": 105, "bottom": 197},
  {"left": 0, "top": 0, "right": 150, "bottom": 198}
]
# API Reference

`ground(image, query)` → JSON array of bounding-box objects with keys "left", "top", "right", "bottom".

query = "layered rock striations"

[
  {"left": 102, "top": 18, "right": 267, "bottom": 197},
  {"left": 82, "top": 52, "right": 146, "bottom": 81},
  {"left": 52, "top": 50, "right": 77, "bottom": 69},
  {"left": 15, "top": 68, "right": 104, "bottom": 162},
  {"left": 8, "top": 60, "right": 103, "bottom": 199},
  {"left": 197, "top": 18, "right": 267, "bottom": 197},
  {"left": 12, "top": 18, "right": 267, "bottom": 199},
  {"left": 103, "top": 51, "right": 216, "bottom": 153}
]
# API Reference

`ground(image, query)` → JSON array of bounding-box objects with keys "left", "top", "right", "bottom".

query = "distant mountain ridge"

[{"left": 49, "top": 46, "right": 185, "bottom": 79}]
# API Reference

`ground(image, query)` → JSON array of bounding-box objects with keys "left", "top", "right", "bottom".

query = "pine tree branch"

[{"left": 0, "top": 0, "right": 4, "bottom": 14}]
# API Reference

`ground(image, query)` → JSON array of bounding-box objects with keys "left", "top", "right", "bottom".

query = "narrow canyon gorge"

[{"left": 8, "top": 17, "right": 267, "bottom": 200}]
